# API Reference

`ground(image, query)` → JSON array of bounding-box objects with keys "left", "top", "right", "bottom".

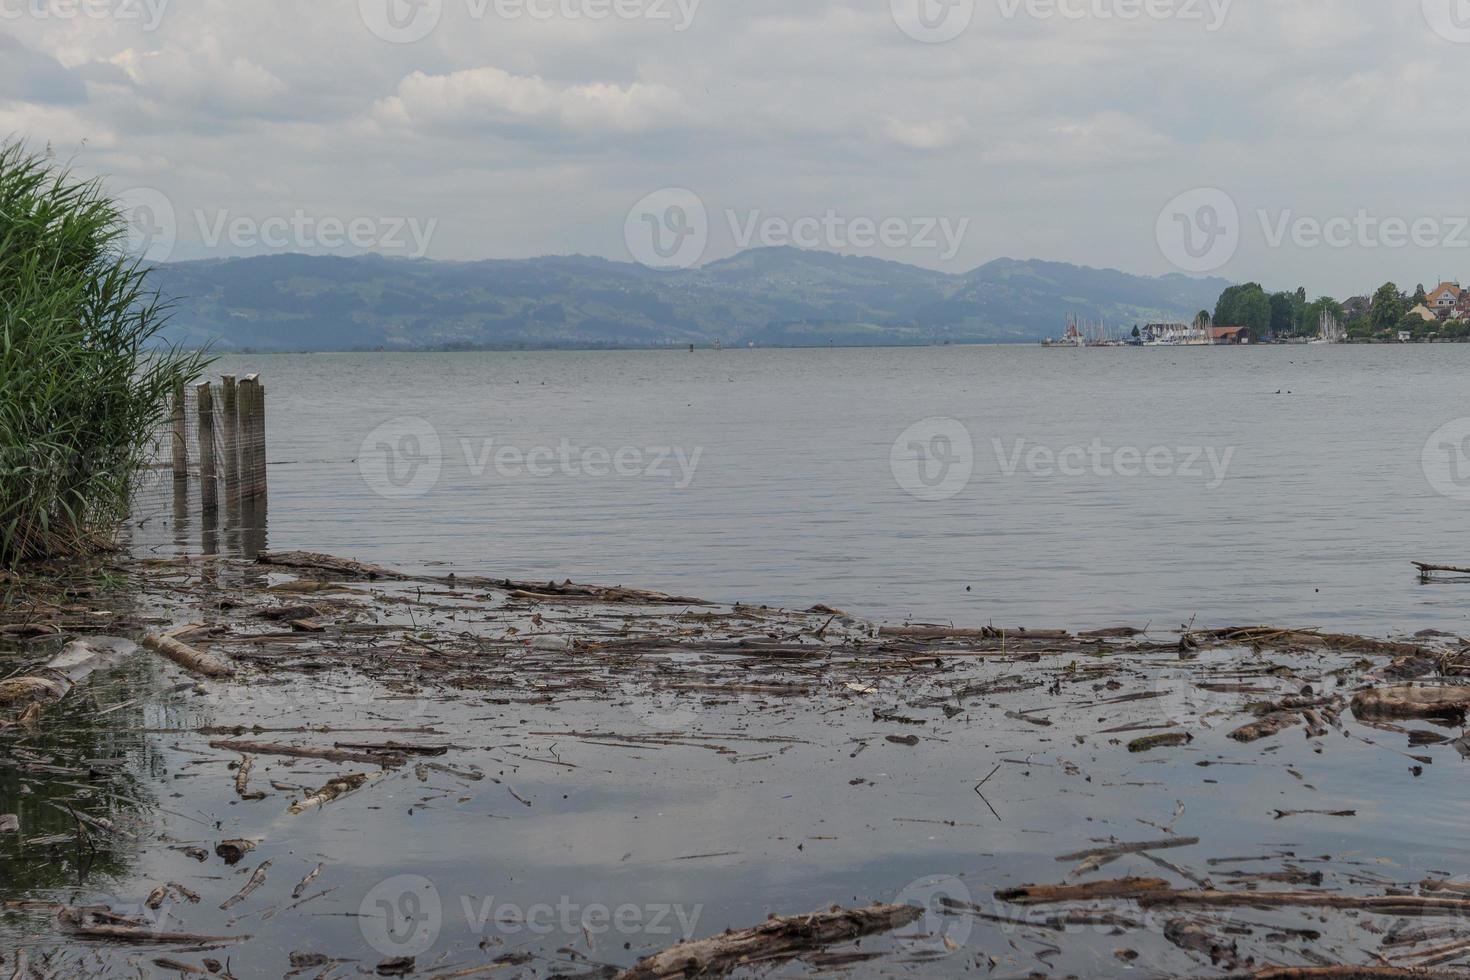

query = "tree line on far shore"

[{"left": 1201, "top": 282, "right": 1470, "bottom": 342}]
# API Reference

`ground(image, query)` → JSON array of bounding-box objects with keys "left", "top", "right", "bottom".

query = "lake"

[{"left": 140, "top": 343, "right": 1470, "bottom": 635}]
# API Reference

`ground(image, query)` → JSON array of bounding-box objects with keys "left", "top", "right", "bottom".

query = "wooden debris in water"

[
  {"left": 142, "top": 633, "right": 236, "bottom": 678},
  {"left": 613, "top": 904, "right": 923, "bottom": 980}
]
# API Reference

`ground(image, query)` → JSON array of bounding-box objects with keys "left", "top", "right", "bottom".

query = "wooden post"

[
  {"left": 220, "top": 375, "right": 240, "bottom": 500},
  {"left": 256, "top": 382, "right": 268, "bottom": 498},
  {"left": 236, "top": 378, "right": 253, "bottom": 501},
  {"left": 196, "top": 382, "right": 217, "bottom": 515},
  {"left": 170, "top": 378, "right": 188, "bottom": 481},
  {"left": 238, "top": 376, "right": 264, "bottom": 501}
]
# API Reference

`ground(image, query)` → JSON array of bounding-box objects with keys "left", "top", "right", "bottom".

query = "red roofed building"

[
  {"left": 1209, "top": 325, "right": 1250, "bottom": 345},
  {"left": 1426, "top": 281, "right": 1462, "bottom": 319}
]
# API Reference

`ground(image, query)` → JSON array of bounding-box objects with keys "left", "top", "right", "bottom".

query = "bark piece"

[
  {"left": 142, "top": 633, "right": 235, "bottom": 679},
  {"left": 614, "top": 904, "right": 923, "bottom": 980},
  {"left": 996, "top": 878, "right": 1171, "bottom": 906},
  {"left": 1352, "top": 687, "right": 1470, "bottom": 721},
  {"left": 1230, "top": 712, "right": 1301, "bottom": 743}
]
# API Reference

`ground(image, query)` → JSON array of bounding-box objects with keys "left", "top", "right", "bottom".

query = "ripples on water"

[{"left": 136, "top": 345, "right": 1470, "bottom": 633}]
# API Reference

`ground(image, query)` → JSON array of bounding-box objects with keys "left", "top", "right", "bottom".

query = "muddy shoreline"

[{"left": 4, "top": 552, "right": 1470, "bottom": 978}]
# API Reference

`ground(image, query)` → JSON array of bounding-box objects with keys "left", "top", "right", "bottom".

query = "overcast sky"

[{"left": 2, "top": 0, "right": 1465, "bottom": 297}]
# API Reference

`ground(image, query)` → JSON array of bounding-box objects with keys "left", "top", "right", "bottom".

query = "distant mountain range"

[{"left": 147, "top": 248, "right": 1231, "bottom": 351}]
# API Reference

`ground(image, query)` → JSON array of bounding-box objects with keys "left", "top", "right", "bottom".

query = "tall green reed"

[{"left": 0, "top": 143, "right": 207, "bottom": 566}]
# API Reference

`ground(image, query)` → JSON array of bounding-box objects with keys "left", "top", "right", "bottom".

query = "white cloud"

[
  {"left": 375, "top": 67, "right": 684, "bottom": 134},
  {"left": 0, "top": 0, "right": 1461, "bottom": 293}
]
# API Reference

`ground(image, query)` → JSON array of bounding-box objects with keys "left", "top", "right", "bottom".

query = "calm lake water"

[{"left": 145, "top": 344, "right": 1470, "bottom": 634}]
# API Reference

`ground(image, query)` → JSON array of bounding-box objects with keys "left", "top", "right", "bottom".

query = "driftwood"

[
  {"left": 288, "top": 773, "right": 374, "bottom": 814},
  {"left": 613, "top": 904, "right": 923, "bottom": 980},
  {"left": 208, "top": 739, "right": 403, "bottom": 767},
  {"left": 1248, "top": 968, "right": 1470, "bottom": 979},
  {"left": 234, "top": 755, "right": 266, "bottom": 801},
  {"left": 1352, "top": 687, "right": 1470, "bottom": 720},
  {"left": 996, "top": 878, "right": 1170, "bottom": 906},
  {"left": 58, "top": 907, "right": 249, "bottom": 945},
  {"left": 998, "top": 882, "right": 1470, "bottom": 918},
  {"left": 142, "top": 633, "right": 236, "bottom": 678},
  {"left": 215, "top": 839, "right": 257, "bottom": 865},
  {"left": 258, "top": 551, "right": 406, "bottom": 581},
  {"left": 1230, "top": 712, "right": 1302, "bottom": 743},
  {"left": 220, "top": 861, "right": 271, "bottom": 910},
  {"left": 0, "top": 677, "right": 67, "bottom": 706},
  {"left": 1055, "top": 838, "right": 1199, "bottom": 863}
]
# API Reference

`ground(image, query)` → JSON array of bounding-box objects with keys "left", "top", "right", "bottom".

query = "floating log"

[
  {"left": 0, "top": 677, "right": 67, "bottom": 706},
  {"left": 288, "top": 773, "right": 374, "bottom": 814},
  {"left": 1230, "top": 712, "right": 1302, "bottom": 743},
  {"left": 996, "top": 878, "right": 1170, "bottom": 906},
  {"left": 142, "top": 633, "right": 235, "bottom": 679},
  {"left": 1351, "top": 687, "right": 1470, "bottom": 721},
  {"left": 208, "top": 739, "right": 403, "bottom": 767},
  {"left": 59, "top": 906, "right": 248, "bottom": 945},
  {"left": 614, "top": 904, "right": 923, "bottom": 980}
]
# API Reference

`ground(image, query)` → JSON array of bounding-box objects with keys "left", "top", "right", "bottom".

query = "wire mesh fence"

[{"left": 127, "top": 375, "right": 269, "bottom": 558}]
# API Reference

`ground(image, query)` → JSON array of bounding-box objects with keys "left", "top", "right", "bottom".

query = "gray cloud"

[{"left": 0, "top": 0, "right": 1461, "bottom": 297}]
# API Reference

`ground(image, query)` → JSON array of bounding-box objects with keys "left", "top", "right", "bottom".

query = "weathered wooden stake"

[
  {"left": 220, "top": 375, "right": 240, "bottom": 499},
  {"left": 256, "top": 383, "right": 268, "bottom": 497},
  {"left": 170, "top": 378, "right": 188, "bottom": 481},
  {"left": 237, "top": 375, "right": 267, "bottom": 501},
  {"left": 196, "top": 382, "right": 217, "bottom": 515}
]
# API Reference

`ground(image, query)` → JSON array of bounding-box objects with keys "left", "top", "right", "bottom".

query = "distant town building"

[
  {"left": 1426, "top": 281, "right": 1462, "bottom": 319},
  {"left": 1408, "top": 304, "right": 1439, "bottom": 323},
  {"left": 1209, "top": 325, "right": 1250, "bottom": 345}
]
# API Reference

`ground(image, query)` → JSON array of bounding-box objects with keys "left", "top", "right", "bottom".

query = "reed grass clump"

[{"left": 0, "top": 143, "right": 205, "bottom": 566}]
